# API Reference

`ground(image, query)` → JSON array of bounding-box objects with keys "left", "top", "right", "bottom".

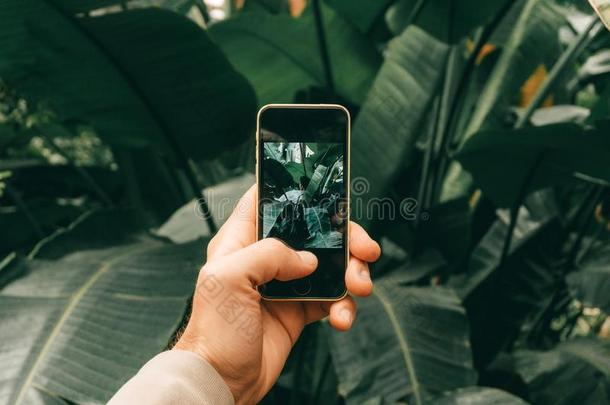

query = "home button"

[{"left": 292, "top": 279, "right": 312, "bottom": 296}]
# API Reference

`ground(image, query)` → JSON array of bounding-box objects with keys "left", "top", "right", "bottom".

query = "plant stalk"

[
  {"left": 312, "top": 0, "right": 335, "bottom": 96},
  {"left": 516, "top": 18, "right": 603, "bottom": 128},
  {"left": 5, "top": 183, "right": 45, "bottom": 239}
]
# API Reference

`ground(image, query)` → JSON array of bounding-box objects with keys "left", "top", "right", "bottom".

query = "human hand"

[{"left": 174, "top": 185, "right": 381, "bottom": 404}]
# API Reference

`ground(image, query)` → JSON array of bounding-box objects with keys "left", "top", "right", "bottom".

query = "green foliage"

[
  {"left": 2, "top": 0, "right": 610, "bottom": 404},
  {"left": 0, "top": 210, "right": 204, "bottom": 404}
]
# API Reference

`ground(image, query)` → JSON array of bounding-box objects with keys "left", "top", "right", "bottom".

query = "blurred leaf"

[
  {"left": 528, "top": 105, "right": 590, "bottom": 126},
  {"left": 328, "top": 281, "right": 477, "bottom": 405},
  {"left": 441, "top": 0, "right": 564, "bottom": 201},
  {"left": 456, "top": 212, "right": 565, "bottom": 367},
  {"left": 209, "top": 4, "right": 381, "bottom": 105},
  {"left": 385, "top": 248, "right": 448, "bottom": 285},
  {"left": 0, "top": 3, "right": 257, "bottom": 159},
  {"left": 417, "top": 197, "right": 473, "bottom": 264},
  {"left": 386, "top": 0, "right": 509, "bottom": 43},
  {"left": 579, "top": 49, "right": 610, "bottom": 80},
  {"left": 451, "top": 206, "right": 556, "bottom": 299},
  {"left": 0, "top": 200, "right": 85, "bottom": 257},
  {"left": 463, "top": 0, "right": 563, "bottom": 135},
  {"left": 155, "top": 173, "right": 254, "bottom": 244},
  {"left": 52, "top": 0, "right": 199, "bottom": 15},
  {"left": 0, "top": 209, "right": 203, "bottom": 404},
  {"left": 511, "top": 338, "right": 610, "bottom": 405},
  {"left": 0, "top": 124, "right": 18, "bottom": 153},
  {"left": 567, "top": 241, "right": 610, "bottom": 312},
  {"left": 456, "top": 124, "right": 610, "bottom": 208},
  {"left": 351, "top": 26, "right": 449, "bottom": 227},
  {"left": 2, "top": 162, "right": 121, "bottom": 201},
  {"left": 325, "top": 0, "right": 393, "bottom": 34},
  {"left": 431, "top": 386, "right": 528, "bottom": 404}
]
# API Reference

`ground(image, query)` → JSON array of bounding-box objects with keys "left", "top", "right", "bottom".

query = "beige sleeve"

[{"left": 108, "top": 350, "right": 235, "bottom": 405}]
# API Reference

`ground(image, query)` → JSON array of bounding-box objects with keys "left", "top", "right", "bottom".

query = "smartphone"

[{"left": 256, "top": 104, "right": 350, "bottom": 301}]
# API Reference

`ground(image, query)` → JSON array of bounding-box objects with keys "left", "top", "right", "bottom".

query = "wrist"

[{"left": 173, "top": 332, "right": 250, "bottom": 404}]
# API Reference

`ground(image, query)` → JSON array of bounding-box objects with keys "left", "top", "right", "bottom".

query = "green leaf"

[
  {"left": 209, "top": 4, "right": 381, "bottom": 105},
  {"left": 511, "top": 338, "right": 610, "bottom": 405},
  {"left": 0, "top": 3, "right": 257, "bottom": 159},
  {"left": 0, "top": 124, "right": 18, "bottom": 153},
  {"left": 0, "top": 199, "right": 85, "bottom": 257},
  {"left": 567, "top": 241, "right": 610, "bottom": 312},
  {"left": 328, "top": 281, "right": 477, "bottom": 405},
  {"left": 451, "top": 206, "right": 556, "bottom": 299},
  {"left": 441, "top": 0, "right": 564, "bottom": 201},
  {"left": 0, "top": 210, "right": 203, "bottom": 404},
  {"left": 528, "top": 105, "right": 591, "bottom": 126},
  {"left": 431, "top": 387, "right": 528, "bottom": 404},
  {"left": 304, "top": 230, "right": 342, "bottom": 248},
  {"left": 325, "top": 0, "right": 393, "bottom": 34},
  {"left": 303, "top": 164, "right": 327, "bottom": 202},
  {"left": 456, "top": 124, "right": 610, "bottom": 208},
  {"left": 262, "top": 201, "right": 286, "bottom": 237},
  {"left": 304, "top": 206, "right": 331, "bottom": 235},
  {"left": 454, "top": 208, "right": 565, "bottom": 367},
  {"left": 351, "top": 26, "right": 449, "bottom": 227},
  {"left": 386, "top": 0, "right": 509, "bottom": 43}
]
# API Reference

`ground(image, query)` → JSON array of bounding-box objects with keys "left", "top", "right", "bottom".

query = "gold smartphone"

[{"left": 256, "top": 104, "right": 350, "bottom": 301}]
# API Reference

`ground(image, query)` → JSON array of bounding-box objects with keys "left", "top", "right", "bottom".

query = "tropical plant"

[{"left": 1, "top": 0, "right": 610, "bottom": 404}]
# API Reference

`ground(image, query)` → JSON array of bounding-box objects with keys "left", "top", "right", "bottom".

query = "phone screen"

[{"left": 257, "top": 105, "right": 349, "bottom": 300}]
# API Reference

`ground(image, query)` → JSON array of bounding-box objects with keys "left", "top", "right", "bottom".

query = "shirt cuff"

[{"left": 108, "top": 350, "right": 235, "bottom": 405}]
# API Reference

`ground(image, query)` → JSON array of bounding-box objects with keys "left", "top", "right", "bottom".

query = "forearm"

[{"left": 108, "top": 350, "right": 234, "bottom": 405}]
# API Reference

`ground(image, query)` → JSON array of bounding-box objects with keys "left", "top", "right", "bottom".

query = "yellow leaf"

[{"left": 520, "top": 64, "right": 554, "bottom": 108}]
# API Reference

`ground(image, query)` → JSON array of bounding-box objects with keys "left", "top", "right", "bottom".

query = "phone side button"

[{"left": 291, "top": 279, "right": 312, "bottom": 296}]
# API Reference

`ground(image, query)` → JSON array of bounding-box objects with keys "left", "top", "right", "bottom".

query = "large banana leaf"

[
  {"left": 431, "top": 387, "right": 527, "bottom": 404},
  {"left": 328, "top": 280, "right": 477, "bottom": 405},
  {"left": 0, "top": 1, "right": 256, "bottom": 159},
  {"left": 208, "top": 4, "right": 381, "bottom": 105},
  {"left": 441, "top": 0, "right": 564, "bottom": 201},
  {"left": 456, "top": 124, "right": 610, "bottom": 207},
  {"left": 510, "top": 338, "right": 610, "bottom": 405},
  {"left": 0, "top": 210, "right": 203, "bottom": 405},
  {"left": 350, "top": 26, "right": 449, "bottom": 226}
]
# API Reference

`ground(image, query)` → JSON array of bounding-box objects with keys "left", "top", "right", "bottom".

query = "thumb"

[{"left": 223, "top": 238, "right": 318, "bottom": 286}]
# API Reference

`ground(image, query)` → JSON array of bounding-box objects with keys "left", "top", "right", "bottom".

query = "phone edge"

[{"left": 255, "top": 103, "right": 351, "bottom": 302}]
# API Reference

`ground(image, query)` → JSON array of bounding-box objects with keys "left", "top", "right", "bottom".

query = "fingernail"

[
  {"left": 297, "top": 251, "right": 318, "bottom": 267},
  {"left": 340, "top": 308, "right": 353, "bottom": 325}
]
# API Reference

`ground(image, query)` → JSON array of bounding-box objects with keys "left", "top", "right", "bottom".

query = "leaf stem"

[
  {"left": 5, "top": 183, "right": 45, "bottom": 239},
  {"left": 312, "top": 0, "right": 335, "bottom": 96}
]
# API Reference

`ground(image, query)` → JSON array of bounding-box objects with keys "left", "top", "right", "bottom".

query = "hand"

[{"left": 174, "top": 185, "right": 381, "bottom": 404}]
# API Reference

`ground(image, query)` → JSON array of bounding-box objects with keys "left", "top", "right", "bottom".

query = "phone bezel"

[{"left": 255, "top": 103, "right": 350, "bottom": 301}]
